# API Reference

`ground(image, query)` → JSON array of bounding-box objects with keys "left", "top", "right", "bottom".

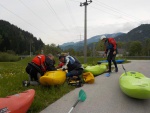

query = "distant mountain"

[
  {"left": 60, "top": 32, "right": 125, "bottom": 50},
  {"left": 61, "top": 42, "right": 75, "bottom": 46},
  {"left": 115, "top": 24, "right": 150, "bottom": 42},
  {"left": 60, "top": 24, "right": 150, "bottom": 51}
]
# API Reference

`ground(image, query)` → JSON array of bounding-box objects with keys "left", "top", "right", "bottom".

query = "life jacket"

[
  {"left": 65, "top": 56, "right": 82, "bottom": 72},
  {"left": 32, "top": 54, "right": 47, "bottom": 72},
  {"left": 104, "top": 38, "right": 117, "bottom": 53}
]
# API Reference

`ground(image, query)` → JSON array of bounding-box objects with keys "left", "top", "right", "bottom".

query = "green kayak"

[
  {"left": 119, "top": 71, "right": 150, "bottom": 99},
  {"left": 84, "top": 65, "right": 107, "bottom": 76}
]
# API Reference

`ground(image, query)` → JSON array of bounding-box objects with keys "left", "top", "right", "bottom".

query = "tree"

[
  {"left": 129, "top": 41, "right": 142, "bottom": 56},
  {"left": 95, "top": 40, "right": 104, "bottom": 51},
  {"left": 63, "top": 48, "right": 75, "bottom": 56},
  {"left": 142, "top": 38, "right": 150, "bottom": 56},
  {"left": 42, "top": 44, "right": 62, "bottom": 56},
  {"left": 0, "top": 20, "right": 45, "bottom": 54}
]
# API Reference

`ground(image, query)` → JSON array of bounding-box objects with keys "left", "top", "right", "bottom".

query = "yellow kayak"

[{"left": 39, "top": 70, "right": 66, "bottom": 86}]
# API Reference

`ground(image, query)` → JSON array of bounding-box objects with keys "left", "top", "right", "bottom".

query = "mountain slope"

[
  {"left": 60, "top": 32, "right": 125, "bottom": 50},
  {"left": 0, "top": 20, "right": 44, "bottom": 54},
  {"left": 115, "top": 24, "right": 150, "bottom": 42}
]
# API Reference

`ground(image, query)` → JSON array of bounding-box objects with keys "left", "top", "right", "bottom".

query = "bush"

[{"left": 0, "top": 52, "right": 20, "bottom": 62}]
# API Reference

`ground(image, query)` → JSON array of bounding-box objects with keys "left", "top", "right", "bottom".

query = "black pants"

[
  {"left": 26, "top": 63, "right": 41, "bottom": 81},
  {"left": 107, "top": 51, "right": 118, "bottom": 72},
  {"left": 66, "top": 68, "right": 83, "bottom": 79}
]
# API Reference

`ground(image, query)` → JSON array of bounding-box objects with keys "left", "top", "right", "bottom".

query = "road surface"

[{"left": 40, "top": 60, "right": 150, "bottom": 113}]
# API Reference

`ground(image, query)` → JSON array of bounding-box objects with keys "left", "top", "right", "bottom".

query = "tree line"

[
  {"left": 0, "top": 20, "right": 44, "bottom": 55},
  {"left": 62, "top": 38, "right": 150, "bottom": 57},
  {"left": 0, "top": 20, "right": 150, "bottom": 57}
]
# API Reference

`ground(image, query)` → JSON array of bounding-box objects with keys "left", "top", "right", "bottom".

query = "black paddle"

[
  {"left": 122, "top": 64, "right": 127, "bottom": 76},
  {"left": 68, "top": 89, "right": 87, "bottom": 113}
]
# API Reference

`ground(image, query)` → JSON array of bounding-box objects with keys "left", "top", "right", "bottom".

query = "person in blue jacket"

[{"left": 59, "top": 55, "right": 83, "bottom": 87}]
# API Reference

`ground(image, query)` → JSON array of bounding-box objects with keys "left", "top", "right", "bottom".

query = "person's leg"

[
  {"left": 107, "top": 54, "right": 112, "bottom": 72},
  {"left": 23, "top": 64, "right": 32, "bottom": 86},
  {"left": 67, "top": 69, "right": 83, "bottom": 78},
  {"left": 29, "top": 81, "right": 39, "bottom": 85},
  {"left": 28, "top": 74, "right": 31, "bottom": 81},
  {"left": 30, "top": 72, "right": 41, "bottom": 86},
  {"left": 112, "top": 54, "right": 118, "bottom": 72},
  {"left": 67, "top": 69, "right": 83, "bottom": 87},
  {"left": 24, "top": 64, "right": 41, "bottom": 86},
  {"left": 29, "top": 71, "right": 41, "bottom": 86}
]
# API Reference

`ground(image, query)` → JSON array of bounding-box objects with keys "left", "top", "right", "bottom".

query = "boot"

[
  {"left": 22, "top": 80, "right": 30, "bottom": 87},
  {"left": 76, "top": 80, "right": 83, "bottom": 88},
  {"left": 115, "top": 67, "right": 118, "bottom": 72}
]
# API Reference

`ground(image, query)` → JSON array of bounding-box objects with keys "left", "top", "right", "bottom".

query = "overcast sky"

[{"left": 0, "top": 0, "right": 150, "bottom": 45}]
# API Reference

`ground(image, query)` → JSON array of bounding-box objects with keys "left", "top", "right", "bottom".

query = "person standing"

[
  {"left": 23, "top": 54, "right": 56, "bottom": 86},
  {"left": 101, "top": 35, "right": 118, "bottom": 73}
]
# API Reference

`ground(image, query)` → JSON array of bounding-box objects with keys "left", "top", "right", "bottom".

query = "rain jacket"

[
  {"left": 32, "top": 54, "right": 55, "bottom": 73},
  {"left": 104, "top": 38, "right": 117, "bottom": 54}
]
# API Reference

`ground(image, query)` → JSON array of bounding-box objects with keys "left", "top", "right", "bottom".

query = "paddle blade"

[
  {"left": 78, "top": 89, "right": 86, "bottom": 102},
  {"left": 105, "top": 73, "right": 110, "bottom": 77}
]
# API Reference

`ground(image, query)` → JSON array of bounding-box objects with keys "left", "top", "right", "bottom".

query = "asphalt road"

[{"left": 40, "top": 60, "right": 150, "bottom": 113}]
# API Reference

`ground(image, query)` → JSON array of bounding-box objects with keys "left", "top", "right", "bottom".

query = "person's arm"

[
  {"left": 104, "top": 40, "right": 108, "bottom": 56},
  {"left": 61, "top": 56, "right": 69, "bottom": 70},
  {"left": 104, "top": 47, "right": 108, "bottom": 54},
  {"left": 56, "top": 62, "right": 64, "bottom": 69}
]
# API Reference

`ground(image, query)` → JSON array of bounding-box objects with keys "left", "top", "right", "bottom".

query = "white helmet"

[{"left": 101, "top": 35, "right": 106, "bottom": 40}]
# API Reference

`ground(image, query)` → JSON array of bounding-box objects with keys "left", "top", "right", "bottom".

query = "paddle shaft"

[
  {"left": 122, "top": 65, "right": 127, "bottom": 75},
  {"left": 68, "top": 100, "right": 80, "bottom": 113}
]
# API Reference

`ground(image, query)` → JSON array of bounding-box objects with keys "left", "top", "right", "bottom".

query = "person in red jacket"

[
  {"left": 23, "top": 54, "right": 56, "bottom": 86},
  {"left": 101, "top": 35, "right": 118, "bottom": 73}
]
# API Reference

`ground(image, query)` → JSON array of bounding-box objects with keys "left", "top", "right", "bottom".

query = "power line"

[
  {"left": 65, "top": 0, "right": 81, "bottom": 34},
  {"left": 90, "top": 5, "right": 132, "bottom": 22},
  {"left": 68, "top": 0, "right": 80, "bottom": 2},
  {"left": 0, "top": 3, "right": 46, "bottom": 34},
  {"left": 19, "top": 0, "right": 53, "bottom": 30},
  {"left": 94, "top": 0, "right": 143, "bottom": 22},
  {"left": 18, "top": 0, "right": 66, "bottom": 41},
  {"left": 0, "top": 1, "right": 67, "bottom": 44},
  {"left": 44, "top": 0, "right": 74, "bottom": 35}
]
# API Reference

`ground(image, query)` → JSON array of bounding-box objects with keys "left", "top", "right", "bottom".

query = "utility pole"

[{"left": 80, "top": 0, "right": 92, "bottom": 63}]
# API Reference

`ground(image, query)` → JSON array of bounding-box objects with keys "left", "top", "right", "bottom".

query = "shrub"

[{"left": 0, "top": 52, "right": 20, "bottom": 62}]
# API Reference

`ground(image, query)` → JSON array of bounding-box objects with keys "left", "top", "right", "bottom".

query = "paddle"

[
  {"left": 122, "top": 64, "right": 127, "bottom": 75},
  {"left": 105, "top": 73, "right": 110, "bottom": 77},
  {"left": 68, "top": 89, "right": 87, "bottom": 113}
]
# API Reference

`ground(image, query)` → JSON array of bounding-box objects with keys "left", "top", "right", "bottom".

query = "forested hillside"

[
  {"left": 0, "top": 20, "right": 44, "bottom": 55},
  {"left": 115, "top": 24, "right": 150, "bottom": 42}
]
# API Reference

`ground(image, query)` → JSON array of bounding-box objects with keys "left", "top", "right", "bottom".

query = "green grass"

[
  {"left": 0, "top": 56, "right": 126, "bottom": 112},
  {"left": 0, "top": 57, "right": 75, "bottom": 113}
]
